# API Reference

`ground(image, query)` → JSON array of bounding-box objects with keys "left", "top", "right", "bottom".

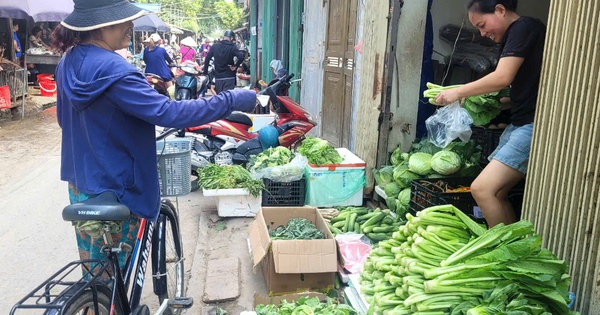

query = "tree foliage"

[{"left": 134, "top": 0, "right": 245, "bottom": 36}]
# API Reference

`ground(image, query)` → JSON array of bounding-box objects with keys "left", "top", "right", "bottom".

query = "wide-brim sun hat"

[
  {"left": 61, "top": 0, "right": 148, "bottom": 32},
  {"left": 180, "top": 36, "right": 197, "bottom": 48}
]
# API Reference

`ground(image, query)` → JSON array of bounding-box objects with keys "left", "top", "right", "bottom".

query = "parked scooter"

[
  {"left": 145, "top": 73, "right": 170, "bottom": 97},
  {"left": 183, "top": 74, "right": 316, "bottom": 169}
]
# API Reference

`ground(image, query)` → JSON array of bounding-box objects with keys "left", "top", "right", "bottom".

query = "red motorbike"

[{"left": 183, "top": 74, "right": 317, "bottom": 166}]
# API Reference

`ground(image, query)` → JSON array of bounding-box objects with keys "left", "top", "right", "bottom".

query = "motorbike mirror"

[{"left": 257, "top": 95, "right": 270, "bottom": 107}]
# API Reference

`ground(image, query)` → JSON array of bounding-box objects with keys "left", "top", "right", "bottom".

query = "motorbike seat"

[{"left": 225, "top": 113, "right": 253, "bottom": 126}]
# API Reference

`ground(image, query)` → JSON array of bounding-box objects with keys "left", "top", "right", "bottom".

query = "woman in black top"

[{"left": 434, "top": 0, "right": 546, "bottom": 227}]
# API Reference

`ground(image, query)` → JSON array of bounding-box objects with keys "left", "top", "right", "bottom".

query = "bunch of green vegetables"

[
  {"left": 423, "top": 82, "right": 510, "bottom": 126},
  {"left": 198, "top": 164, "right": 264, "bottom": 197},
  {"left": 269, "top": 218, "right": 325, "bottom": 240},
  {"left": 327, "top": 207, "right": 406, "bottom": 242},
  {"left": 247, "top": 146, "right": 295, "bottom": 172},
  {"left": 256, "top": 296, "right": 357, "bottom": 315},
  {"left": 358, "top": 205, "right": 577, "bottom": 315},
  {"left": 298, "top": 136, "right": 343, "bottom": 166},
  {"left": 374, "top": 139, "right": 482, "bottom": 213}
]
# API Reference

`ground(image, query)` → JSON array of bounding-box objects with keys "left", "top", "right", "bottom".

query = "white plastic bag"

[
  {"left": 425, "top": 101, "right": 473, "bottom": 148},
  {"left": 251, "top": 153, "right": 308, "bottom": 182}
]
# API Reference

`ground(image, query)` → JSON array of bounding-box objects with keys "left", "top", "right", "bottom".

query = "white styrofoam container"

[
  {"left": 305, "top": 148, "right": 366, "bottom": 207},
  {"left": 246, "top": 113, "right": 276, "bottom": 132},
  {"left": 202, "top": 188, "right": 262, "bottom": 217}
]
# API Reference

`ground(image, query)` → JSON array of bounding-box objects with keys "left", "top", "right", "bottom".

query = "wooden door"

[{"left": 322, "top": 0, "right": 357, "bottom": 147}]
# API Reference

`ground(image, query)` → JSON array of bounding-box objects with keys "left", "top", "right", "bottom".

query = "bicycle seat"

[{"left": 62, "top": 191, "right": 130, "bottom": 222}]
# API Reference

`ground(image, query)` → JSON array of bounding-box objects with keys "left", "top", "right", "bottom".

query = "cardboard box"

[
  {"left": 203, "top": 188, "right": 262, "bottom": 217},
  {"left": 248, "top": 207, "right": 338, "bottom": 295}
]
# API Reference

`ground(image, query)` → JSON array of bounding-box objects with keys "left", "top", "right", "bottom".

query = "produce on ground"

[
  {"left": 247, "top": 146, "right": 295, "bottom": 172},
  {"left": 255, "top": 296, "right": 357, "bottom": 315},
  {"left": 423, "top": 82, "right": 511, "bottom": 126},
  {"left": 327, "top": 206, "right": 406, "bottom": 242},
  {"left": 298, "top": 136, "right": 343, "bottom": 166},
  {"left": 418, "top": 179, "right": 471, "bottom": 193},
  {"left": 198, "top": 164, "right": 265, "bottom": 197},
  {"left": 359, "top": 205, "right": 577, "bottom": 315},
  {"left": 269, "top": 218, "right": 325, "bottom": 240}
]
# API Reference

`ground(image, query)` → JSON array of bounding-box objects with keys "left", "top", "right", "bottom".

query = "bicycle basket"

[{"left": 157, "top": 138, "right": 192, "bottom": 196}]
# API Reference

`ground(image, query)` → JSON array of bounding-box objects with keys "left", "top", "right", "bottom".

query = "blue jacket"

[
  {"left": 56, "top": 44, "right": 255, "bottom": 220},
  {"left": 143, "top": 46, "right": 173, "bottom": 80}
]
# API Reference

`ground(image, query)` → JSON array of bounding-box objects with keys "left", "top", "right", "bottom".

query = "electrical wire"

[{"left": 441, "top": 13, "right": 467, "bottom": 85}]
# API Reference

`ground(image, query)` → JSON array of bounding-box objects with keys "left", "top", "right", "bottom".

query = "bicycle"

[{"left": 10, "top": 128, "right": 193, "bottom": 315}]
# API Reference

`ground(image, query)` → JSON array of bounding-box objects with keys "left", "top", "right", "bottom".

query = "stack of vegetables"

[
  {"left": 326, "top": 207, "right": 406, "bottom": 243},
  {"left": 247, "top": 146, "right": 295, "bottom": 173},
  {"left": 269, "top": 218, "right": 325, "bottom": 240},
  {"left": 298, "top": 136, "right": 343, "bottom": 166},
  {"left": 255, "top": 296, "right": 357, "bottom": 315},
  {"left": 198, "top": 164, "right": 265, "bottom": 197},
  {"left": 374, "top": 139, "right": 483, "bottom": 215},
  {"left": 359, "top": 205, "right": 577, "bottom": 315},
  {"left": 423, "top": 82, "right": 510, "bottom": 126}
]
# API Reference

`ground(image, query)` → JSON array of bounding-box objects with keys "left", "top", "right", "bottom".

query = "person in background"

[
  {"left": 143, "top": 33, "right": 174, "bottom": 87},
  {"left": 259, "top": 59, "right": 288, "bottom": 88},
  {"left": 52, "top": 0, "right": 257, "bottom": 272},
  {"left": 13, "top": 23, "right": 22, "bottom": 61},
  {"left": 202, "top": 30, "right": 244, "bottom": 93},
  {"left": 199, "top": 39, "right": 211, "bottom": 60},
  {"left": 29, "top": 26, "right": 51, "bottom": 50},
  {"left": 433, "top": 0, "right": 545, "bottom": 227},
  {"left": 179, "top": 36, "right": 197, "bottom": 64}
]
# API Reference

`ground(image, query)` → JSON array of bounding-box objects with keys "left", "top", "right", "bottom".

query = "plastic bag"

[
  {"left": 251, "top": 153, "right": 308, "bottom": 182},
  {"left": 426, "top": 101, "right": 473, "bottom": 148},
  {"left": 335, "top": 233, "right": 372, "bottom": 274}
]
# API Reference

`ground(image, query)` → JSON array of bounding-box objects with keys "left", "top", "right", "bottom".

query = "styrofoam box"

[
  {"left": 202, "top": 188, "right": 262, "bottom": 217},
  {"left": 305, "top": 148, "right": 366, "bottom": 207},
  {"left": 246, "top": 113, "right": 276, "bottom": 132}
]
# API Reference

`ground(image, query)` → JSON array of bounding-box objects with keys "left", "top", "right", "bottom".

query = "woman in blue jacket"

[{"left": 53, "top": 0, "right": 257, "bottom": 269}]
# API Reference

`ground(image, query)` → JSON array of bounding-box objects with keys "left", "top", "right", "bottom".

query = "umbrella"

[
  {"left": 0, "top": 0, "right": 73, "bottom": 21},
  {"left": 133, "top": 13, "right": 170, "bottom": 33}
]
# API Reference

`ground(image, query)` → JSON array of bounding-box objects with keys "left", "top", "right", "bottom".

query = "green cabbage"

[
  {"left": 373, "top": 165, "right": 395, "bottom": 186},
  {"left": 393, "top": 168, "right": 420, "bottom": 188},
  {"left": 397, "top": 188, "right": 411, "bottom": 207},
  {"left": 390, "top": 147, "right": 403, "bottom": 166},
  {"left": 384, "top": 182, "right": 402, "bottom": 198},
  {"left": 386, "top": 196, "right": 397, "bottom": 212},
  {"left": 431, "top": 151, "right": 462, "bottom": 175},
  {"left": 408, "top": 152, "right": 433, "bottom": 175}
]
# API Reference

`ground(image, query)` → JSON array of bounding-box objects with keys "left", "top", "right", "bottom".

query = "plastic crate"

[
  {"left": 409, "top": 177, "right": 525, "bottom": 224},
  {"left": 471, "top": 126, "right": 505, "bottom": 165},
  {"left": 261, "top": 178, "right": 306, "bottom": 206},
  {"left": 156, "top": 138, "right": 192, "bottom": 196}
]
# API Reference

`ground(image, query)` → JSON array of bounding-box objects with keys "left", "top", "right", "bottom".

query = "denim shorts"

[{"left": 488, "top": 123, "right": 534, "bottom": 174}]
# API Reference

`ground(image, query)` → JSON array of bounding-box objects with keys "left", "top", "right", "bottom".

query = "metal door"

[{"left": 322, "top": 0, "right": 357, "bottom": 147}]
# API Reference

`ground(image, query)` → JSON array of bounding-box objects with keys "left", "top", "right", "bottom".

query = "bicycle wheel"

[
  {"left": 62, "top": 287, "right": 123, "bottom": 315},
  {"left": 152, "top": 200, "right": 185, "bottom": 315}
]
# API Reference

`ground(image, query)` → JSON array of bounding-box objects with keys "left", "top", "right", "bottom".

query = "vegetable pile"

[
  {"left": 298, "top": 136, "right": 343, "bottom": 166},
  {"left": 423, "top": 82, "right": 510, "bottom": 126},
  {"left": 256, "top": 296, "right": 357, "bottom": 315},
  {"left": 269, "top": 218, "right": 325, "bottom": 240},
  {"left": 326, "top": 207, "right": 406, "bottom": 243},
  {"left": 198, "top": 164, "right": 265, "bottom": 197},
  {"left": 374, "top": 139, "right": 482, "bottom": 214},
  {"left": 359, "top": 205, "right": 577, "bottom": 315},
  {"left": 247, "top": 146, "right": 295, "bottom": 172}
]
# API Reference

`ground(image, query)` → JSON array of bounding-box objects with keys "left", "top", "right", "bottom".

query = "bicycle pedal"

[{"left": 168, "top": 297, "right": 194, "bottom": 309}]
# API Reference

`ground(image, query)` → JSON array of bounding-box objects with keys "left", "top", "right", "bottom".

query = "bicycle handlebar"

[{"left": 156, "top": 128, "right": 181, "bottom": 141}]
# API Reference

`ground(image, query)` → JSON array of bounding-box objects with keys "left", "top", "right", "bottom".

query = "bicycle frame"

[{"left": 10, "top": 203, "right": 175, "bottom": 315}]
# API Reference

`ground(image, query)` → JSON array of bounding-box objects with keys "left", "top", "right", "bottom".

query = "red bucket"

[
  {"left": 37, "top": 73, "right": 53, "bottom": 83},
  {"left": 40, "top": 80, "right": 57, "bottom": 96}
]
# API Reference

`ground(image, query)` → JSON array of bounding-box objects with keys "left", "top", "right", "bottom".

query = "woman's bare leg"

[{"left": 471, "top": 160, "right": 524, "bottom": 227}]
